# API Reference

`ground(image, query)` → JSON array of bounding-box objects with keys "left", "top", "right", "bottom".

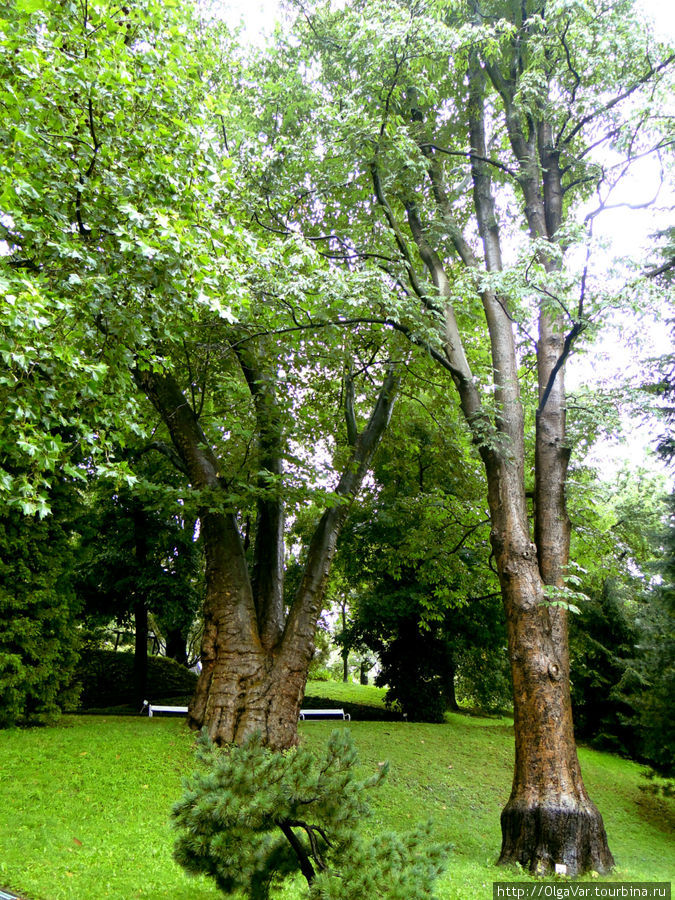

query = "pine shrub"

[{"left": 172, "top": 729, "right": 449, "bottom": 899}]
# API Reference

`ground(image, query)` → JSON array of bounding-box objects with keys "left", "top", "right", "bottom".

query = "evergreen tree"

[
  {"left": 569, "top": 579, "right": 645, "bottom": 759},
  {"left": 0, "top": 483, "right": 81, "bottom": 726},
  {"left": 172, "top": 729, "right": 449, "bottom": 900},
  {"left": 636, "top": 307, "right": 675, "bottom": 780}
]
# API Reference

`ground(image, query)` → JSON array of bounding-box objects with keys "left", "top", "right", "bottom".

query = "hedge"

[{"left": 74, "top": 649, "right": 197, "bottom": 710}]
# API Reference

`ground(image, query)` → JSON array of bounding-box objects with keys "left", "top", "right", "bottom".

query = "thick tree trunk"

[
  {"left": 137, "top": 362, "right": 398, "bottom": 749},
  {"left": 491, "top": 500, "right": 613, "bottom": 875},
  {"left": 187, "top": 504, "right": 347, "bottom": 748},
  {"left": 190, "top": 637, "right": 309, "bottom": 750}
]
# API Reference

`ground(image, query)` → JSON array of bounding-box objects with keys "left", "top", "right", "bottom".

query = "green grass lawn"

[
  {"left": 0, "top": 684, "right": 672, "bottom": 899},
  {"left": 303, "top": 679, "right": 389, "bottom": 708}
]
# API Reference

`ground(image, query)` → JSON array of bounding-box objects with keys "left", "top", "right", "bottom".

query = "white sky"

[{"left": 219, "top": 0, "right": 675, "bottom": 43}]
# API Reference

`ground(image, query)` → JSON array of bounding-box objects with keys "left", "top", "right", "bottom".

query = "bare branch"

[
  {"left": 420, "top": 142, "right": 519, "bottom": 179},
  {"left": 537, "top": 320, "right": 585, "bottom": 415}
]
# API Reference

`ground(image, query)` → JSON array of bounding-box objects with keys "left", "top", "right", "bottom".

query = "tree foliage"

[
  {"left": 76, "top": 467, "right": 202, "bottom": 665},
  {"left": 172, "top": 729, "right": 449, "bottom": 900},
  {"left": 334, "top": 392, "right": 509, "bottom": 720},
  {"left": 0, "top": 482, "right": 81, "bottom": 725},
  {"left": 2, "top": 0, "right": 674, "bottom": 874}
]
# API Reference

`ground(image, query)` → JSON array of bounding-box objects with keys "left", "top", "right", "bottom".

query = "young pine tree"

[{"left": 172, "top": 729, "right": 449, "bottom": 900}]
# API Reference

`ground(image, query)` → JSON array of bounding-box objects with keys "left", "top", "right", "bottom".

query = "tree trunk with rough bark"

[
  {"left": 382, "top": 23, "right": 615, "bottom": 872},
  {"left": 487, "top": 468, "right": 613, "bottom": 874},
  {"left": 135, "top": 357, "right": 398, "bottom": 749}
]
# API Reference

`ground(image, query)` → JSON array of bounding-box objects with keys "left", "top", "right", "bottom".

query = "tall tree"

[
  {"left": 2, "top": 0, "right": 401, "bottom": 748},
  {"left": 0, "top": 480, "right": 82, "bottom": 726},
  {"left": 135, "top": 335, "right": 399, "bottom": 748},
  {"left": 249, "top": 0, "right": 674, "bottom": 873},
  {"left": 76, "top": 467, "right": 202, "bottom": 704}
]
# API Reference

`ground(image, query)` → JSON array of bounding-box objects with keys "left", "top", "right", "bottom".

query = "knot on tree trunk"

[{"left": 547, "top": 662, "right": 561, "bottom": 681}]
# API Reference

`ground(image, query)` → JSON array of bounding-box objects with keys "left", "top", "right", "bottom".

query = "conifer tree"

[{"left": 172, "top": 729, "right": 449, "bottom": 900}]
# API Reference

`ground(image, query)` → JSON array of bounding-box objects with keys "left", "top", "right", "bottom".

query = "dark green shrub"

[
  {"left": 172, "top": 729, "right": 449, "bottom": 900},
  {"left": 0, "top": 507, "right": 81, "bottom": 727},
  {"left": 75, "top": 648, "right": 197, "bottom": 709}
]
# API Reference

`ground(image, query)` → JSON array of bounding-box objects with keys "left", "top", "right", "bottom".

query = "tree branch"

[
  {"left": 536, "top": 321, "right": 585, "bottom": 415},
  {"left": 420, "top": 142, "right": 518, "bottom": 179},
  {"left": 560, "top": 53, "right": 675, "bottom": 147},
  {"left": 277, "top": 820, "right": 316, "bottom": 885},
  {"left": 344, "top": 366, "right": 358, "bottom": 446}
]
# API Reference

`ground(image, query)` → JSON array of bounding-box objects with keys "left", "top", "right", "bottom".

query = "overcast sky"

[{"left": 219, "top": 0, "right": 675, "bottom": 43}]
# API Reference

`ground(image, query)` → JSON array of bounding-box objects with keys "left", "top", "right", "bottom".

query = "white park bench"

[
  {"left": 299, "top": 708, "right": 350, "bottom": 721},
  {"left": 142, "top": 700, "right": 188, "bottom": 717},
  {"left": 142, "top": 702, "right": 350, "bottom": 721}
]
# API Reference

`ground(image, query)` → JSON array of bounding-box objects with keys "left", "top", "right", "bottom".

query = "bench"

[
  {"left": 142, "top": 700, "right": 188, "bottom": 717},
  {"left": 141, "top": 702, "right": 350, "bottom": 721},
  {"left": 299, "top": 708, "right": 350, "bottom": 721}
]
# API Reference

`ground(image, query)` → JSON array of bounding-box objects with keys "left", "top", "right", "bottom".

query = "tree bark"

[
  {"left": 135, "top": 361, "right": 398, "bottom": 749},
  {"left": 490, "top": 488, "right": 613, "bottom": 874},
  {"left": 395, "top": 44, "right": 614, "bottom": 873},
  {"left": 234, "top": 341, "right": 286, "bottom": 650}
]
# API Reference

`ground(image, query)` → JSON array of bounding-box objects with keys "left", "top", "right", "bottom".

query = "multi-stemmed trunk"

[
  {"left": 135, "top": 358, "right": 398, "bottom": 749},
  {"left": 370, "top": 27, "right": 615, "bottom": 872}
]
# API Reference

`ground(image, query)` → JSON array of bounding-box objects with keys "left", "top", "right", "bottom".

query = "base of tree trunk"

[
  {"left": 498, "top": 801, "right": 614, "bottom": 875},
  {"left": 188, "top": 653, "right": 308, "bottom": 750}
]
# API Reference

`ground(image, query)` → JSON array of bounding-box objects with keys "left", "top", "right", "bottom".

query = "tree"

[
  {"left": 76, "top": 467, "right": 202, "bottom": 705},
  {"left": 2, "top": 0, "right": 402, "bottom": 748},
  {"left": 334, "top": 393, "right": 508, "bottom": 721},
  {"left": 0, "top": 480, "right": 81, "bottom": 726},
  {"left": 248, "top": 0, "right": 674, "bottom": 873},
  {"left": 135, "top": 334, "right": 399, "bottom": 748},
  {"left": 564, "top": 466, "right": 668, "bottom": 762},
  {"left": 172, "top": 728, "right": 449, "bottom": 900},
  {"left": 636, "top": 303, "right": 675, "bottom": 781}
]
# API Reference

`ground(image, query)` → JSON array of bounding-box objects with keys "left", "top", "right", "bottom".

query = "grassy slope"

[{"left": 0, "top": 684, "right": 672, "bottom": 900}]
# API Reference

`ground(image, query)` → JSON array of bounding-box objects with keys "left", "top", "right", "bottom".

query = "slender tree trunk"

[
  {"left": 133, "top": 599, "right": 148, "bottom": 708},
  {"left": 132, "top": 505, "right": 148, "bottom": 707},
  {"left": 341, "top": 603, "right": 349, "bottom": 682},
  {"left": 442, "top": 647, "right": 459, "bottom": 712},
  {"left": 165, "top": 628, "right": 188, "bottom": 665}
]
